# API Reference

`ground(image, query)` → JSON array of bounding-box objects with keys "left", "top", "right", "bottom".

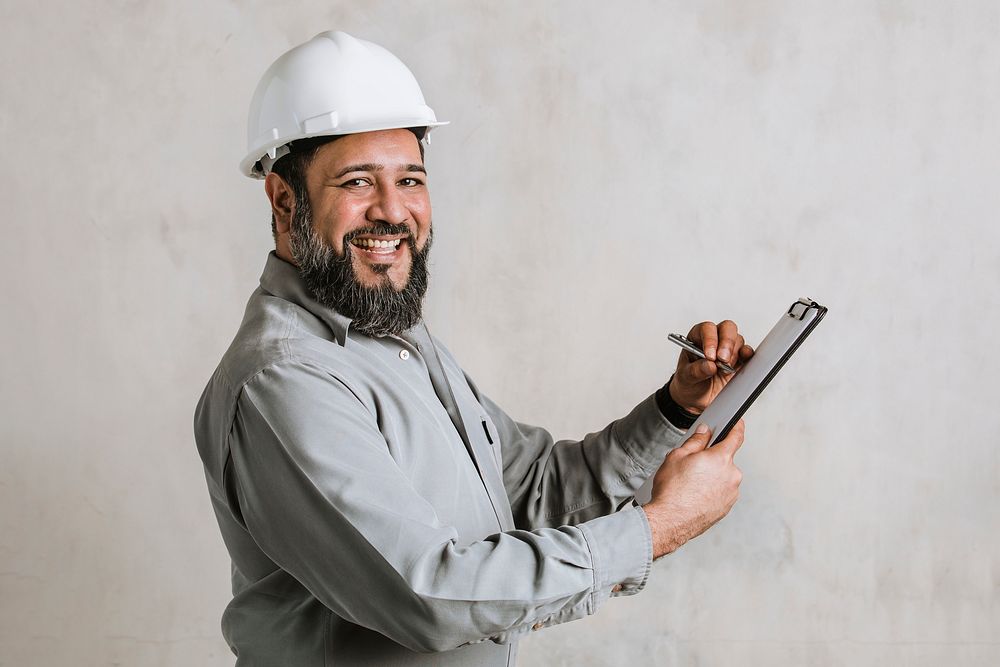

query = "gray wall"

[{"left": 1, "top": 2, "right": 997, "bottom": 665}]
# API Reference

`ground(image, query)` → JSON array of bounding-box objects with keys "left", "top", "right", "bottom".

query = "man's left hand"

[{"left": 669, "top": 320, "right": 754, "bottom": 414}]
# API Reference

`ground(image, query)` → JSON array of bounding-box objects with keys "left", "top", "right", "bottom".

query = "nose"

[{"left": 366, "top": 183, "right": 409, "bottom": 225}]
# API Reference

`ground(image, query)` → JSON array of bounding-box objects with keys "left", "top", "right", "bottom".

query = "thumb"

[
  {"left": 677, "top": 423, "right": 713, "bottom": 455},
  {"left": 678, "top": 357, "right": 716, "bottom": 385}
]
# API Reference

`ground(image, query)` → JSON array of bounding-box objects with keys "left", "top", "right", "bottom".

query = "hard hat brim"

[{"left": 240, "top": 120, "right": 449, "bottom": 179}]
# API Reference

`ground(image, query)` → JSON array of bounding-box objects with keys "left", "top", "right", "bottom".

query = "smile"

[{"left": 350, "top": 238, "right": 404, "bottom": 255}]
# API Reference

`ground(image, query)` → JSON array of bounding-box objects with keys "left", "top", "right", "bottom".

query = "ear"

[{"left": 264, "top": 172, "right": 295, "bottom": 234}]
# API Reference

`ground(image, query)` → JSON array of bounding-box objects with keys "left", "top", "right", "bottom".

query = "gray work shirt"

[{"left": 194, "top": 252, "right": 685, "bottom": 666}]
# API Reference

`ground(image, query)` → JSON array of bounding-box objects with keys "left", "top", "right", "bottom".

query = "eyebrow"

[{"left": 332, "top": 163, "right": 426, "bottom": 179}]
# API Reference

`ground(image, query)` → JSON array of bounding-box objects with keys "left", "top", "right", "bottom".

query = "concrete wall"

[{"left": 1, "top": 1, "right": 997, "bottom": 665}]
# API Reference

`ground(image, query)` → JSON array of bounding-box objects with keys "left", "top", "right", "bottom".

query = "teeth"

[{"left": 352, "top": 238, "right": 403, "bottom": 250}]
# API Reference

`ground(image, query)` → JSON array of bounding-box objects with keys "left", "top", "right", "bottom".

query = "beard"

[{"left": 287, "top": 193, "right": 432, "bottom": 337}]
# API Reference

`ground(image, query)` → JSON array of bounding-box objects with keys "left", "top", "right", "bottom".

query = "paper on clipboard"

[{"left": 689, "top": 297, "right": 828, "bottom": 446}]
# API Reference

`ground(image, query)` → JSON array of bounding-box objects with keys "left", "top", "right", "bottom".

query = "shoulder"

[
  {"left": 217, "top": 289, "right": 349, "bottom": 389},
  {"left": 194, "top": 290, "right": 371, "bottom": 465},
  {"left": 197, "top": 288, "right": 373, "bottom": 433}
]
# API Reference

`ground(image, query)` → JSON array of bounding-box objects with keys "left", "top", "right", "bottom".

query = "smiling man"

[
  {"left": 269, "top": 129, "right": 433, "bottom": 337},
  {"left": 195, "top": 31, "right": 753, "bottom": 666}
]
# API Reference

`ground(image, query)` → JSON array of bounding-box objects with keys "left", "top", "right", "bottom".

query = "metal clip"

[{"left": 787, "top": 297, "right": 818, "bottom": 321}]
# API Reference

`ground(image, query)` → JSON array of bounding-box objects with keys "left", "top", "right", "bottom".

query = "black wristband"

[{"left": 655, "top": 375, "right": 700, "bottom": 430}]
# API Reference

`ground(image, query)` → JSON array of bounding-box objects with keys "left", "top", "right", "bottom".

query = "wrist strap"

[{"left": 655, "top": 375, "right": 699, "bottom": 430}]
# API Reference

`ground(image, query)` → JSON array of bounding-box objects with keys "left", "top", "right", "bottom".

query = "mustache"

[{"left": 343, "top": 221, "right": 415, "bottom": 244}]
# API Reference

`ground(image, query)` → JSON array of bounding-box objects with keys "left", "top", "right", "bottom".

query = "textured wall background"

[{"left": 1, "top": 1, "right": 997, "bottom": 665}]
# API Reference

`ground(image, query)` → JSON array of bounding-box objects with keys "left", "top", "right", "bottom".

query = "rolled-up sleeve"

[{"left": 228, "top": 361, "right": 655, "bottom": 652}]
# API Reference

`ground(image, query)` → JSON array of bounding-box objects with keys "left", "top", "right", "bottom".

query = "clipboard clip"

[{"left": 787, "top": 297, "right": 821, "bottom": 321}]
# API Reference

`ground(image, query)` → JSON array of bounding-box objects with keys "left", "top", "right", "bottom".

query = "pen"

[{"left": 667, "top": 333, "right": 736, "bottom": 374}]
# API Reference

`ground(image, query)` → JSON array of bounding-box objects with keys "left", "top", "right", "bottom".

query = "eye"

[
  {"left": 399, "top": 177, "right": 424, "bottom": 187},
  {"left": 339, "top": 178, "right": 371, "bottom": 188}
]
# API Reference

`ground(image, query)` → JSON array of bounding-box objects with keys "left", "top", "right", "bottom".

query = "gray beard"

[{"left": 288, "top": 194, "right": 431, "bottom": 337}]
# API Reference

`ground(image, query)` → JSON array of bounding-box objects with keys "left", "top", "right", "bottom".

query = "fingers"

[
  {"left": 716, "top": 320, "right": 739, "bottom": 365},
  {"left": 677, "top": 423, "right": 713, "bottom": 455},
  {"left": 731, "top": 334, "right": 745, "bottom": 367},
  {"left": 688, "top": 321, "right": 718, "bottom": 361},
  {"left": 688, "top": 320, "right": 743, "bottom": 366},
  {"left": 712, "top": 420, "right": 746, "bottom": 459},
  {"left": 678, "top": 356, "right": 718, "bottom": 384},
  {"left": 680, "top": 320, "right": 753, "bottom": 386}
]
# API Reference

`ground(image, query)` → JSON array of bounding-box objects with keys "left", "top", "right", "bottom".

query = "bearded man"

[{"left": 195, "top": 31, "right": 753, "bottom": 667}]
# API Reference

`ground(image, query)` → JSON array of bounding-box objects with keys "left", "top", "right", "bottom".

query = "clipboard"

[{"left": 689, "top": 297, "right": 828, "bottom": 446}]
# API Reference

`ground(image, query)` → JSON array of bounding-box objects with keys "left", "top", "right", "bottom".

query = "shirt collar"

[{"left": 258, "top": 251, "right": 354, "bottom": 347}]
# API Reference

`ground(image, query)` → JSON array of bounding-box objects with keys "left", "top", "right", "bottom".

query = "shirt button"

[
  {"left": 611, "top": 584, "right": 623, "bottom": 593},
  {"left": 399, "top": 349, "right": 410, "bottom": 360}
]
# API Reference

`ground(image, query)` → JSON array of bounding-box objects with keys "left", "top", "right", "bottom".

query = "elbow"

[
  {"left": 385, "top": 594, "right": 494, "bottom": 654},
  {"left": 392, "top": 608, "right": 475, "bottom": 654},
  {"left": 390, "top": 621, "right": 469, "bottom": 654},
  {"left": 382, "top": 589, "right": 540, "bottom": 652},
  {"left": 403, "top": 625, "right": 512, "bottom": 654},
  {"left": 368, "top": 545, "right": 527, "bottom": 652},
  {"left": 406, "top": 634, "right": 463, "bottom": 655}
]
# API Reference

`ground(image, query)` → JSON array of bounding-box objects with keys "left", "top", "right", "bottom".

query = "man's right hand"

[{"left": 642, "top": 421, "right": 745, "bottom": 558}]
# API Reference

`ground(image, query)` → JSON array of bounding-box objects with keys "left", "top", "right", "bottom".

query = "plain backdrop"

[{"left": 1, "top": 1, "right": 997, "bottom": 665}]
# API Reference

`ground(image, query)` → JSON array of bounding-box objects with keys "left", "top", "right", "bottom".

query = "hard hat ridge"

[{"left": 240, "top": 30, "right": 447, "bottom": 179}]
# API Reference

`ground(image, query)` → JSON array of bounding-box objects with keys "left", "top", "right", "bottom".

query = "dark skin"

[
  {"left": 265, "top": 129, "right": 431, "bottom": 290},
  {"left": 264, "top": 129, "right": 755, "bottom": 560},
  {"left": 645, "top": 321, "right": 755, "bottom": 558},
  {"left": 644, "top": 421, "right": 745, "bottom": 558},
  {"left": 669, "top": 319, "right": 756, "bottom": 413}
]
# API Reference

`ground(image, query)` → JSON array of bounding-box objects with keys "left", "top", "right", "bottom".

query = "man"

[{"left": 195, "top": 31, "right": 753, "bottom": 666}]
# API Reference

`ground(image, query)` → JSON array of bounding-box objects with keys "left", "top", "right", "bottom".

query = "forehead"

[{"left": 312, "top": 129, "right": 423, "bottom": 175}]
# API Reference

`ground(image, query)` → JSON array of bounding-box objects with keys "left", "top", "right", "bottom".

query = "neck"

[{"left": 275, "top": 235, "right": 296, "bottom": 265}]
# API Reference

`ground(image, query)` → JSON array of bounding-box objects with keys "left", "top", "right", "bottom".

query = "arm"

[
  {"left": 229, "top": 361, "right": 652, "bottom": 652},
  {"left": 475, "top": 388, "right": 687, "bottom": 530},
  {"left": 465, "top": 318, "right": 754, "bottom": 532}
]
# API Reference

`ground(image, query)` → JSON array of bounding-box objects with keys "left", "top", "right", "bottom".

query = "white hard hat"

[{"left": 240, "top": 31, "right": 448, "bottom": 178}]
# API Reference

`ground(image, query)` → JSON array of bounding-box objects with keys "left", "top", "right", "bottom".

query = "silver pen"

[{"left": 667, "top": 333, "right": 736, "bottom": 374}]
